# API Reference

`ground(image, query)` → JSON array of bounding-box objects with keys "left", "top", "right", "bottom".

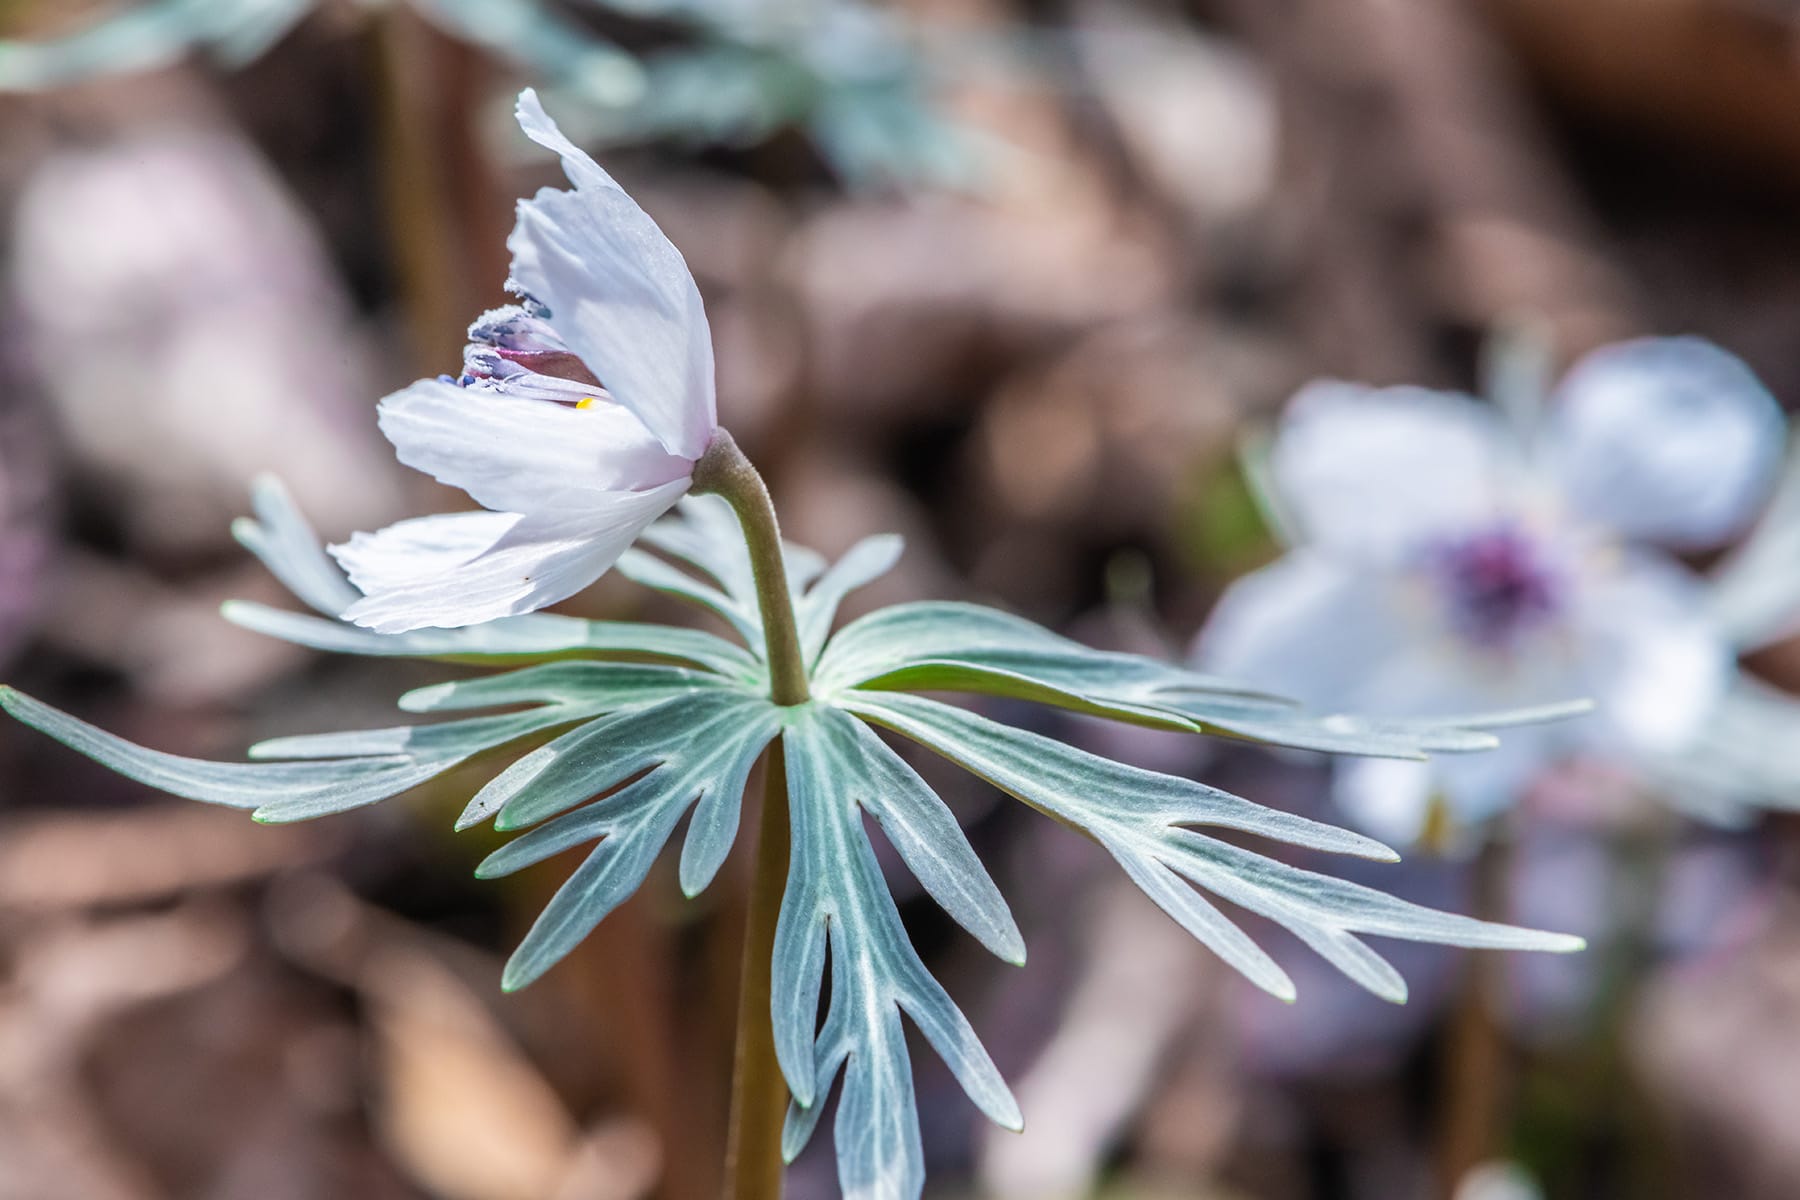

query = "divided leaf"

[
  {"left": 818, "top": 601, "right": 1586, "bottom": 759},
  {"left": 4, "top": 476, "right": 1595, "bottom": 1200},
  {"left": 476, "top": 688, "right": 782, "bottom": 989},
  {"left": 843, "top": 690, "right": 1583, "bottom": 1004},
  {"left": 628, "top": 495, "right": 902, "bottom": 663},
  {"left": 773, "top": 703, "right": 1021, "bottom": 1196},
  {"left": 1, "top": 663, "right": 738, "bottom": 825},
  {"left": 0, "top": 688, "right": 557, "bottom": 823}
]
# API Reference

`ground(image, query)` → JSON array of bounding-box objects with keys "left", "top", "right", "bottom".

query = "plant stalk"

[
  {"left": 722, "top": 740, "right": 793, "bottom": 1200},
  {"left": 691, "top": 428, "right": 807, "bottom": 1199},
  {"left": 1437, "top": 834, "right": 1511, "bottom": 1197},
  {"left": 690, "top": 429, "right": 809, "bottom": 707}
]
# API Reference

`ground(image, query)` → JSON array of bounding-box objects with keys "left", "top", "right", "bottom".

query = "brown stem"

[
  {"left": 690, "top": 428, "right": 808, "bottom": 1199},
  {"left": 721, "top": 741, "right": 794, "bottom": 1200},
  {"left": 1437, "top": 835, "right": 1512, "bottom": 1197}
]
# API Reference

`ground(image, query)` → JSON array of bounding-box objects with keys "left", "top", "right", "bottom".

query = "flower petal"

[
  {"left": 377, "top": 378, "right": 690, "bottom": 513},
  {"left": 508, "top": 89, "right": 716, "bottom": 461},
  {"left": 1194, "top": 550, "right": 1415, "bottom": 709},
  {"left": 1571, "top": 550, "right": 1731, "bottom": 754},
  {"left": 1336, "top": 732, "right": 1548, "bottom": 847},
  {"left": 330, "top": 510, "right": 518, "bottom": 595},
  {"left": 340, "top": 478, "right": 691, "bottom": 633},
  {"left": 1333, "top": 758, "right": 1437, "bottom": 847},
  {"left": 1545, "top": 338, "right": 1786, "bottom": 548},
  {"left": 1270, "top": 382, "right": 1515, "bottom": 562}
]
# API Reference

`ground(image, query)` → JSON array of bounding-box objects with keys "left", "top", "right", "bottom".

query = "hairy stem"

[
  {"left": 690, "top": 428, "right": 809, "bottom": 706},
  {"left": 691, "top": 428, "right": 807, "bottom": 1199}
]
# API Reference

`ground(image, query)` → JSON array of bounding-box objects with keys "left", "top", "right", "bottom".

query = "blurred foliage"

[{"left": 0, "top": 0, "right": 980, "bottom": 187}]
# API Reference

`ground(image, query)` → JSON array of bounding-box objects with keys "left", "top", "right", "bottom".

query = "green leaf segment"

[{"left": 0, "top": 467, "right": 1585, "bottom": 1200}]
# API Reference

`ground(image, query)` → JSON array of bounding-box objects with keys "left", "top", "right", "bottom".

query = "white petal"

[
  {"left": 341, "top": 479, "right": 691, "bottom": 633},
  {"left": 1194, "top": 551, "right": 1414, "bottom": 708},
  {"left": 377, "top": 378, "right": 689, "bottom": 514},
  {"left": 330, "top": 510, "right": 518, "bottom": 595},
  {"left": 1546, "top": 338, "right": 1786, "bottom": 548},
  {"left": 1336, "top": 728, "right": 1552, "bottom": 848},
  {"left": 1270, "top": 382, "right": 1515, "bottom": 562},
  {"left": 509, "top": 92, "right": 716, "bottom": 461},
  {"left": 1334, "top": 758, "right": 1437, "bottom": 847},
  {"left": 1571, "top": 551, "right": 1731, "bottom": 754},
  {"left": 515, "top": 88, "right": 615, "bottom": 194}
]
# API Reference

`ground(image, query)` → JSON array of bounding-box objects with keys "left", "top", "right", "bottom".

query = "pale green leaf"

[
  {"left": 616, "top": 546, "right": 762, "bottom": 644},
  {"left": 475, "top": 690, "right": 781, "bottom": 989},
  {"left": 844, "top": 691, "right": 1582, "bottom": 1004},
  {"left": 819, "top": 600, "right": 1584, "bottom": 760},
  {"left": 797, "top": 534, "right": 904, "bottom": 664},
  {"left": 773, "top": 702, "right": 1020, "bottom": 1194},
  {"left": 398, "top": 661, "right": 734, "bottom": 714},
  {"left": 0, "top": 687, "right": 541, "bottom": 824},
  {"left": 223, "top": 601, "right": 759, "bottom": 677},
  {"left": 231, "top": 474, "right": 359, "bottom": 618},
  {"left": 631, "top": 497, "right": 898, "bottom": 661}
]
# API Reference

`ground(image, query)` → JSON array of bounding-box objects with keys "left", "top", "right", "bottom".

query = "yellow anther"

[{"left": 576, "top": 396, "right": 598, "bottom": 410}]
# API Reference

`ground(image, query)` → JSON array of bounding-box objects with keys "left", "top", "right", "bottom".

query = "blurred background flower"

[{"left": 1195, "top": 337, "right": 1787, "bottom": 849}]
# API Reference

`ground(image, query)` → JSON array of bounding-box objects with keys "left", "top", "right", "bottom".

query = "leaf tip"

[
  {"left": 398, "top": 683, "right": 450, "bottom": 713},
  {"left": 499, "top": 957, "right": 541, "bottom": 993}
]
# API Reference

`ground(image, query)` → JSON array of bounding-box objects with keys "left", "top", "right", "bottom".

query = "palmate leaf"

[
  {"left": 0, "top": 662, "right": 740, "bottom": 824},
  {"left": 473, "top": 688, "right": 782, "bottom": 989},
  {"left": 1, "top": 475, "right": 1589, "bottom": 1200},
  {"left": 842, "top": 690, "right": 1582, "bottom": 1004},
  {"left": 774, "top": 703, "right": 1021, "bottom": 1196},
  {"left": 817, "top": 600, "right": 1590, "bottom": 758}
]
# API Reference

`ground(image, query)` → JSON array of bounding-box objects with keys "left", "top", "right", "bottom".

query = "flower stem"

[
  {"left": 690, "top": 429, "right": 809, "bottom": 707},
  {"left": 691, "top": 428, "right": 807, "bottom": 1199},
  {"left": 722, "top": 738, "right": 793, "bottom": 1200}
]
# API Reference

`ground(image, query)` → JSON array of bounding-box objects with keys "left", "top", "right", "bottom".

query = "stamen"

[
  {"left": 1426, "top": 525, "right": 1562, "bottom": 651},
  {"left": 576, "top": 397, "right": 598, "bottom": 410},
  {"left": 495, "top": 348, "right": 601, "bottom": 387}
]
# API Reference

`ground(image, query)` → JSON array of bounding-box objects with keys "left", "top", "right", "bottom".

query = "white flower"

[
  {"left": 333, "top": 89, "right": 718, "bottom": 633},
  {"left": 1196, "top": 338, "right": 1786, "bottom": 846}
]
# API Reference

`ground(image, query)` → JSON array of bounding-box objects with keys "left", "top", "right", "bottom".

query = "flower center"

[
  {"left": 446, "top": 297, "right": 606, "bottom": 406},
  {"left": 1425, "top": 525, "right": 1562, "bottom": 650}
]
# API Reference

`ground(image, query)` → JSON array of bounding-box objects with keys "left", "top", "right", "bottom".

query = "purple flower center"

[{"left": 1426, "top": 525, "right": 1562, "bottom": 649}]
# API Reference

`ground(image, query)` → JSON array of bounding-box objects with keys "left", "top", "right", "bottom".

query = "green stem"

[
  {"left": 690, "top": 429, "right": 807, "bottom": 1200},
  {"left": 690, "top": 429, "right": 809, "bottom": 707}
]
